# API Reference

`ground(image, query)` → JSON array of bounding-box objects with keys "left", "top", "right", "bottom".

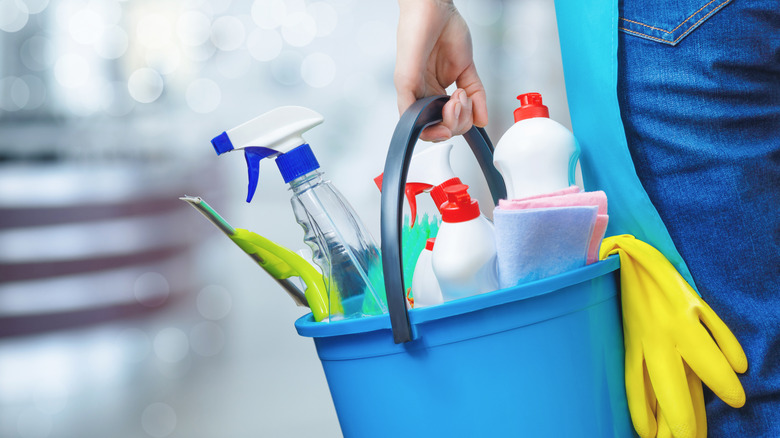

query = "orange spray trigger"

[{"left": 405, "top": 183, "right": 433, "bottom": 226}]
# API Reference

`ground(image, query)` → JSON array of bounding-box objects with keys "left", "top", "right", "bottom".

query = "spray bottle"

[
  {"left": 493, "top": 93, "right": 581, "bottom": 200},
  {"left": 374, "top": 142, "right": 462, "bottom": 224},
  {"left": 432, "top": 184, "right": 498, "bottom": 301},
  {"left": 411, "top": 238, "right": 443, "bottom": 308},
  {"left": 211, "top": 106, "right": 386, "bottom": 320}
]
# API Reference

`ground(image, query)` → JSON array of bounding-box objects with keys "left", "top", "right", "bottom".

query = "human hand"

[{"left": 395, "top": 0, "right": 487, "bottom": 141}]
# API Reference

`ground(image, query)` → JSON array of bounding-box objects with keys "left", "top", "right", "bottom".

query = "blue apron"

[{"left": 552, "top": 0, "right": 698, "bottom": 289}]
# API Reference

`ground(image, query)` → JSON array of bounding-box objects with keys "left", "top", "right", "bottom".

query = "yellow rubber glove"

[{"left": 599, "top": 235, "right": 748, "bottom": 438}]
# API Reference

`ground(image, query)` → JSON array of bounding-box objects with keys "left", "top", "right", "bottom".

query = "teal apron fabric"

[{"left": 552, "top": 0, "right": 697, "bottom": 290}]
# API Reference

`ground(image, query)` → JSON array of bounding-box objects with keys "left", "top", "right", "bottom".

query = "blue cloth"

[
  {"left": 493, "top": 206, "right": 597, "bottom": 289},
  {"left": 617, "top": 0, "right": 780, "bottom": 435}
]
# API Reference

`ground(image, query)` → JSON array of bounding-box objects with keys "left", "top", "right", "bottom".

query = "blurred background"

[{"left": 0, "top": 0, "right": 569, "bottom": 436}]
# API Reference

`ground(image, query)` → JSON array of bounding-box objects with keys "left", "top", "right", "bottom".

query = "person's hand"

[{"left": 395, "top": 0, "right": 487, "bottom": 141}]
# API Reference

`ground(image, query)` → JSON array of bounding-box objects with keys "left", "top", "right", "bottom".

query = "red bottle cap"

[
  {"left": 425, "top": 237, "right": 435, "bottom": 251},
  {"left": 513, "top": 92, "right": 549, "bottom": 122},
  {"left": 441, "top": 184, "right": 480, "bottom": 223},
  {"left": 430, "top": 177, "right": 462, "bottom": 211}
]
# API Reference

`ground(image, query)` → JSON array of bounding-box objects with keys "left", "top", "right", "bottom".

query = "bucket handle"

[{"left": 380, "top": 95, "right": 507, "bottom": 344}]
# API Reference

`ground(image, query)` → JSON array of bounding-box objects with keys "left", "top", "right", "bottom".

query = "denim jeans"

[{"left": 618, "top": 0, "right": 780, "bottom": 435}]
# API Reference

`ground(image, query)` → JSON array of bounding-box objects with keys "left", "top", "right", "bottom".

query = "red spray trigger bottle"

[{"left": 374, "top": 142, "right": 462, "bottom": 225}]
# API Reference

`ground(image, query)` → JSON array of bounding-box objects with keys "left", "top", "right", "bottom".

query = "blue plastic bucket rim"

[{"left": 295, "top": 255, "right": 620, "bottom": 338}]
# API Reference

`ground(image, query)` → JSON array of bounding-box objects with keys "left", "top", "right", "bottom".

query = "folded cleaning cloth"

[
  {"left": 493, "top": 206, "right": 598, "bottom": 289},
  {"left": 498, "top": 187, "right": 609, "bottom": 264}
]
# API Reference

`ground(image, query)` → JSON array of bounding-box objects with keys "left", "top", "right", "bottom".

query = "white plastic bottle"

[
  {"left": 211, "top": 106, "right": 386, "bottom": 320},
  {"left": 374, "top": 142, "right": 463, "bottom": 224},
  {"left": 493, "top": 92, "right": 581, "bottom": 200},
  {"left": 411, "top": 238, "right": 443, "bottom": 308},
  {"left": 432, "top": 184, "right": 498, "bottom": 301}
]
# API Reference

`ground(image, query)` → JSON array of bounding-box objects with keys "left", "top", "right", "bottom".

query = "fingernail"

[
  {"left": 454, "top": 102, "right": 461, "bottom": 120},
  {"left": 458, "top": 90, "right": 468, "bottom": 107}
]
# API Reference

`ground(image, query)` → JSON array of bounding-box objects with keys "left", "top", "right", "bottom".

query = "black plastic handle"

[{"left": 380, "top": 95, "right": 507, "bottom": 343}]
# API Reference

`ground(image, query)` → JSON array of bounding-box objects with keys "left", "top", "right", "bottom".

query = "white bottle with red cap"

[
  {"left": 431, "top": 184, "right": 498, "bottom": 301},
  {"left": 493, "top": 92, "right": 581, "bottom": 200},
  {"left": 411, "top": 238, "right": 443, "bottom": 308}
]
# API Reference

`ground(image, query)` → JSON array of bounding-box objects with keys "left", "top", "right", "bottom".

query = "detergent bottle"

[
  {"left": 493, "top": 92, "right": 581, "bottom": 200},
  {"left": 374, "top": 142, "right": 462, "bottom": 224},
  {"left": 432, "top": 184, "right": 498, "bottom": 301},
  {"left": 211, "top": 106, "right": 386, "bottom": 320},
  {"left": 411, "top": 238, "right": 443, "bottom": 308}
]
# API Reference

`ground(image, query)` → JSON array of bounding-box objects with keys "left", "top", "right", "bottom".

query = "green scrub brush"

[
  {"left": 361, "top": 213, "right": 440, "bottom": 315},
  {"left": 402, "top": 213, "right": 440, "bottom": 291}
]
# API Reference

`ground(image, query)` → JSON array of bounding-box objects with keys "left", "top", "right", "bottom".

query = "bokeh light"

[
  {"left": 153, "top": 328, "right": 189, "bottom": 363},
  {"left": 196, "top": 285, "right": 232, "bottom": 320},
  {"left": 251, "top": 0, "right": 286, "bottom": 30},
  {"left": 308, "top": 1, "right": 337, "bottom": 37},
  {"left": 185, "top": 78, "right": 221, "bottom": 113},
  {"left": 176, "top": 10, "right": 211, "bottom": 46},
  {"left": 127, "top": 68, "right": 164, "bottom": 103},
  {"left": 301, "top": 52, "right": 336, "bottom": 88},
  {"left": 20, "top": 35, "right": 54, "bottom": 71},
  {"left": 210, "top": 15, "right": 245, "bottom": 51},
  {"left": 136, "top": 13, "right": 172, "bottom": 49},
  {"left": 69, "top": 8, "right": 104, "bottom": 45},
  {"left": 54, "top": 53, "right": 89, "bottom": 89},
  {"left": 93, "top": 25, "right": 128, "bottom": 59},
  {"left": 133, "top": 271, "right": 170, "bottom": 307},
  {"left": 141, "top": 403, "right": 177, "bottom": 438},
  {"left": 0, "top": 0, "right": 30, "bottom": 33},
  {"left": 280, "top": 13, "right": 316, "bottom": 47},
  {"left": 189, "top": 321, "right": 225, "bottom": 357},
  {"left": 246, "top": 28, "right": 282, "bottom": 62}
]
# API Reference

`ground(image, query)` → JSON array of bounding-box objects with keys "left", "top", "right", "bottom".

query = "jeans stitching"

[
  {"left": 619, "top": 0, "right": 730, "bottom": 44},
  {"left": 619, "top": 0, "right": 723, "bottom": 34}
]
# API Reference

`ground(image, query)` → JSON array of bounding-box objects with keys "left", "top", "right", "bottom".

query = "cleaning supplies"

[
  {"left": 374, "top": 142, "right": 462, "bottom": 224},
  {"left": 180, "top": 195, "right": 329, "bottom": 321},
  {"left": 212, "top": 106, "right": 386, "bottom": 320},
  {"left": 493, "top": 93, "right": 581, "bottom": 200},
  {"left": 498, "top": 187, "right": 609, "bottom": 264},
  {"left": 432, "top": 184, "right": 498, "bottom": 301},
  {"left": 600, "top": 235, "right": 747, "bottom": 438},
  {"left": 493, "top": 205, "right": 597, "bottom": 289},
  {"left": 410, "top": 238, "right": 443, "bottom": 308},
  {"left": 400, "top": 213, "right": 440, "bottom": 293}
]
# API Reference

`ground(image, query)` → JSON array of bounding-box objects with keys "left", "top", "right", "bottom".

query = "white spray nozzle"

[{"left": 212, "top": 106, "right": 324, "bottom": 202}]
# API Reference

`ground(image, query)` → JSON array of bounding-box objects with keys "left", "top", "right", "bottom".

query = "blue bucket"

[
  {"left": 296, "top": 97, "right": 634, "bottom": 437},
  {"left": 296, "top": 257, "right": 633, "bottom": 436}
]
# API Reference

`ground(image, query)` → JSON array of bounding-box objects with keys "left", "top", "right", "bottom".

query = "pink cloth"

[{"left": 498, "top": 186, "right": 609, "bottom": 264}]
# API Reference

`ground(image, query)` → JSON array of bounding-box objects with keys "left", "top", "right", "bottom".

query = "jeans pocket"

[{"left": 619, "top": 0, "right": 732, "bottom": 45}]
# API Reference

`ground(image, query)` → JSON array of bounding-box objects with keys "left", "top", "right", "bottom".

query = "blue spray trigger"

[{"left": 244, "top": 147, "right": 278, "bottom": 203}]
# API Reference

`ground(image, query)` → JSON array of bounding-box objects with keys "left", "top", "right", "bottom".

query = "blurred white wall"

[{"left": 0, "top": 0, "right": 569, "bottom": 436}]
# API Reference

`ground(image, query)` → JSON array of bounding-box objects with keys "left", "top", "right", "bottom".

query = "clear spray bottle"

[{"left": 212, "top": 106, "right": 387, "bottom": 320}]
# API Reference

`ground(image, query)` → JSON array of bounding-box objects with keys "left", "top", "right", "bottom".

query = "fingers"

[
  {"left": 698, "top": 298, "right": 748, "bottom": 374},
  {"left": 419, "top": 89, "right": 477, "bottom": 142},
  {"left": 625, "top": 348, "right": 657, "bottom": 437},
  {"left": 646, "top": 347, "right": 698, "bottom": 438},
  {"left": 457, "top": 63, "right": 488, "bottom": 127},
  {"left": 686, "top": 364, "right": 708, "bottom": 438},
  {"left": 657, "top": 364, "right": 707, "bottom": 438},
  {"left": 678, "top": 328, "right": 746, "bottom": 408}
]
